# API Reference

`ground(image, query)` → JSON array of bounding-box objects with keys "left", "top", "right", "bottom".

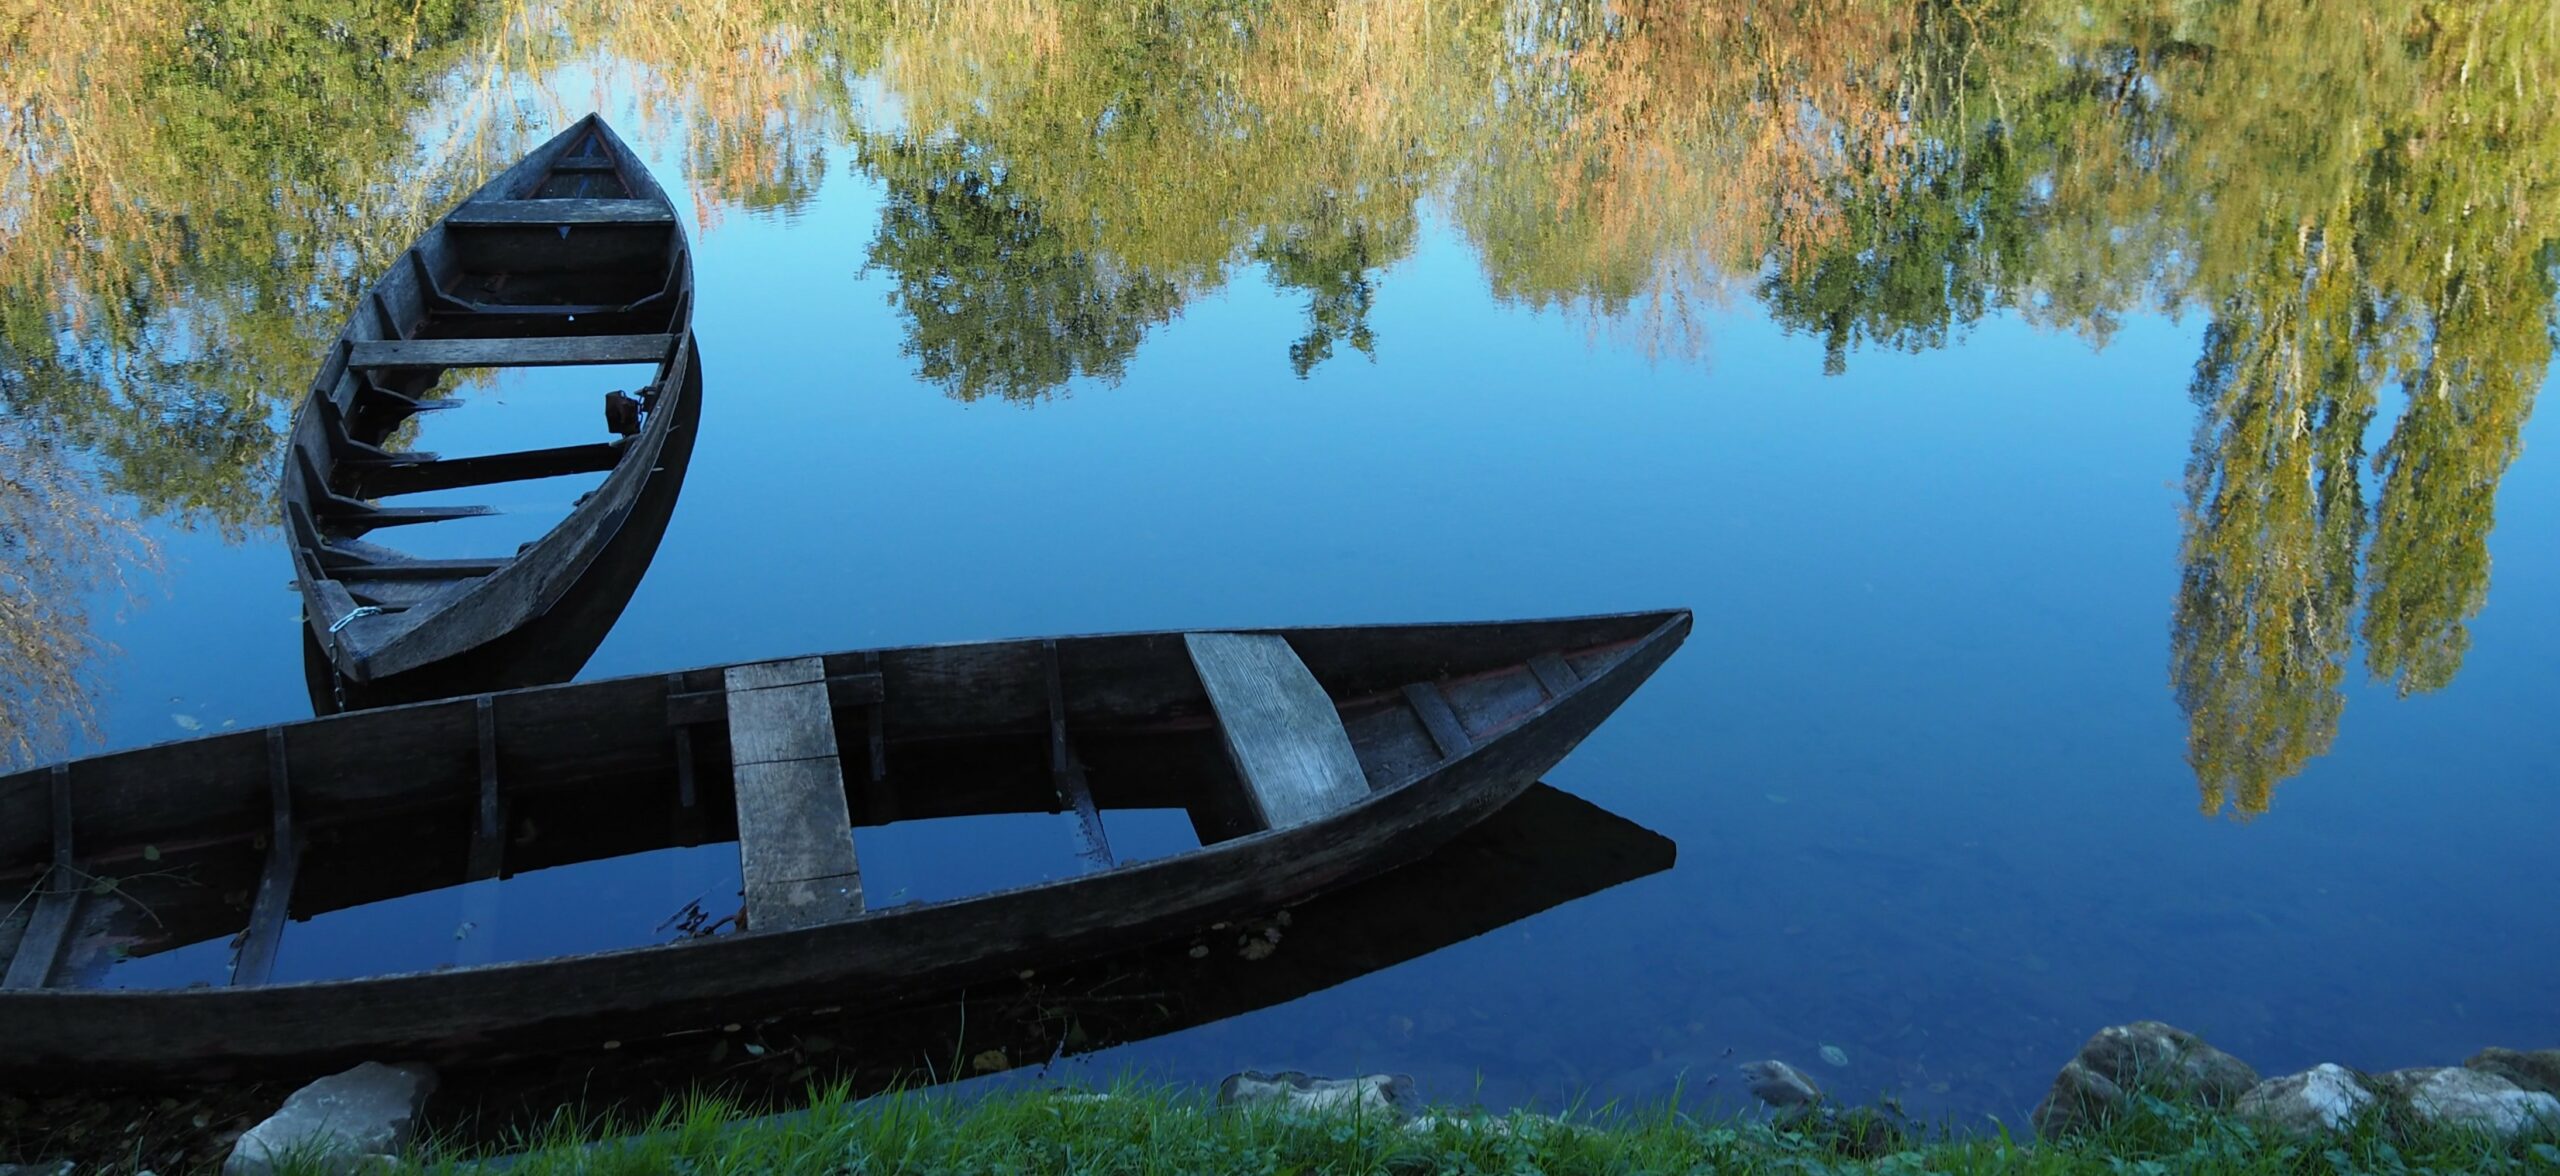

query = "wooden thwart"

[
  {"left": 1044, "top": 641, "right": 1114, "bottom": 869},
  {"left": 1527, "top": 652, "right": 1581, "bottom": 698},
  {"left": 348, "top": 334, "right": 673, "bottom": 370},
  {"left": 348, "top": 441, "right": 625, "bottom": 498},
  {"left": 320, "top": 556, "right": 509, "bottom": 580},
  {"left": 230, "top": 730, "right": 301, "bottom": 987},
  {"left": 2, "top": 767, "right": 78, "bottom": 990},
  {"left": 665, "top": 673, "right": 880, "bottom": 727},
  {"left": 1185, "top": 633, "right": 1371, "bottom": 830},
  {"left": 724, "top": 658, "right": 864, "bottom": 933},
  {"left": 1404, "top": 682, "right": 1474, "bottom": 759},
  {"left": 447, "top": 199, "right": 674, "bottom": 227},
  {"left": 315, "top": 501, "right": 497, "bottom": 531},
  {"left": 468, "top": 698, "right": 504, "bottom": 882}
]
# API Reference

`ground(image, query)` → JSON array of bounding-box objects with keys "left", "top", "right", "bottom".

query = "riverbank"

[{"left": 289, "top": 1079, "right": 2557, "bottom": 1175}]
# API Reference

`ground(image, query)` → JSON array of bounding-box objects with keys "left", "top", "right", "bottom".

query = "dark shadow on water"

[{"left": 418, "top": 781, "right": 1674, "bottom": 1147}]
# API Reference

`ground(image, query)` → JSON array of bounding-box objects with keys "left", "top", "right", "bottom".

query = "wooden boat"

[
  {"left": 283, "top": 113, "right": 696, "bottom": 688},
  {"left": 0, "top": 609, "right": 1687, "bottom": 1083},
  {"left": 436, "top": 783, "right": 1675, "bottom": 1135},
  {"left": 301, "top": 338, "right": 703, "bottom": 715}
]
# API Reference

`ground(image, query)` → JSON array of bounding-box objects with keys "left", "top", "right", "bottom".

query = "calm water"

[{"left": 5, "top": 1, "right": 2558, "bottom": 1127}]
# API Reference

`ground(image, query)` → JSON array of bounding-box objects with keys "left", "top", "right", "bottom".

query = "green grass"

[{"left": 336, "top": 1081, "right": 2560, "bottom": 1175}]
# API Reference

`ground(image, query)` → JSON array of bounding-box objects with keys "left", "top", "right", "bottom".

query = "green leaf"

[{"left": 143, "top": 845, "right": 161, "bottom": 862}]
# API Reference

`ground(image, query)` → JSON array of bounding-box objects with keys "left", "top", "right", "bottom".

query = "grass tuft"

[{"left": 273, "top": 1076, "right": 2560, "bottom": 1176}]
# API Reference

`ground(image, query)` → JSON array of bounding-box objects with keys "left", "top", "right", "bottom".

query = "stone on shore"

[
  {"left": 2031, "top": 1021, "right": 2258, "bottom": 1137},
  {"left": 1739, "top": 1060, "right": 1823, "bottom": 1110},
  {"left": 2464, "top": 1048, "right": 2560, "bottom": 1098},
  {"left": 2372, "top": 1066, "right": 2560, "bottom": 1138},
  {"left": 224, "top": 1061, "right": 438, "bottom": 1176},
  {"left": 1218, "top": 1071, "right": 1416, "bottom": 1119},
  {"left": 2234, "top": 1064, "right": 2374, "bottom": 1135}
]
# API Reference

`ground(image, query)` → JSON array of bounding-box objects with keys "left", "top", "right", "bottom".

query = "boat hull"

[{"left": 0, "top": 610, "right": 1687, "bottom": 1083}]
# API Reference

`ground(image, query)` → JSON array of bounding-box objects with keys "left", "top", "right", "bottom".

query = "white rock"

[
  {"left": 224, "top": 1061, "right": 438, "bottom": 1176},
  {"left": 1740, "top": 1059, "right": 1824, "bottom": 1110},
  {"left": 2236, "top": 1064, "right": 2374, "bottom": 1135},
  {"left": 1218, "top": 1070, "right": 1415, "bottom": 1118},
  {"left": 2381, "top": 1066, "right": 2560, "bottom": 1138}
]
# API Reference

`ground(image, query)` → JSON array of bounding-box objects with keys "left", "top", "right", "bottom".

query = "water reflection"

[
  {"left": 2, "top": 0, "right": 2553, "bottom": 814},
  {"left": 298, "top": 352, "right": 702, "bottom": 712}
]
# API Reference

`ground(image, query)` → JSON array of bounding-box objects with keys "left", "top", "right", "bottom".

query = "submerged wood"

[
  {"left": 283, "top": 113, "right": 698, "bottom": 687},
  {"left": 0, "top": 609, "right": 1688, "bottom": 1084}
]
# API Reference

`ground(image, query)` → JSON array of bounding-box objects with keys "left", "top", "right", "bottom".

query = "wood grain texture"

[
  {"left": 326, "top": 558, "right": 508, "bottom": 580},
  {"left": 1046, "top": 641, "right": 1115, "bottom": 869},
  {"left": 447, "top": 199, "right": 675, "bottom": 226},
  {"left": 1527, "top": 653, "right": 1580, "bottom": 697},
  {"left": 1186, "top": 633, "right": 1371, "bottom": 829},
  {"left": 723, "top": 660, "right": 836, "bottom": 765},
  {"left": 1403, "top": 682, "right": 1474, "bottom": 758},
  {"left": 230, "top": 731, "right": 300, "bottom": 987},
  {"left": 2, "top": 768, "right": 76, "bottom": 990},
  {"left": 1, "top": 889, "right": 78, "bottom": 990},
  {"left": 468, "top": 698, "right": 504, "bottom": 881},
  {"left": 347, "top": 441, "right": 624, "bottom": 498},
  {"left": 724, "top": 658, "right": 825, "bottom": 692},
  {"left": 732, "top": 759, "right": 864, "bottom": 933},
  {"left": 348, "top": 334, "right": 673, "bottom": 370},
  {"left": 315, "top": 502, "right": 497, "bottom": 531},
  {"left": 726, "top": 660, "right": 863, "bottom": 932},
  {"left": 666, "top": 672, "right": 879, "bottom": 727}
]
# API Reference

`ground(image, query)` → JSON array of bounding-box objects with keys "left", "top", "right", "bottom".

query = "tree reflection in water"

[{"left": 1, "top": 0, "right": 2551, "bottom": 812}]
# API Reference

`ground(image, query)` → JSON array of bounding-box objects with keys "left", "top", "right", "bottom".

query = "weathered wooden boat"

[
  {"left": 284, "top": 113, "right": 696, "bottom": 688},
  {"left": 437, "top": 783, "right": 1675, "bottom": 1134},
  {"left": 0, "top": 609, "right": 1687, "bottom": 1084},
  {"left": 301, "top": 337, "right": 703, "bottom": 715}
]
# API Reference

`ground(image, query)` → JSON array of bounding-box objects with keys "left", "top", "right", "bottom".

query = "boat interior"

[
  {"left": 288, "top": 117, "right": 693, "bottom": 667},
  {"left": 0, "top": 614, "right": 1677, "bottom": 993},
  {"left": 419, "top": 122, "right": 688, "bottom": 334}
]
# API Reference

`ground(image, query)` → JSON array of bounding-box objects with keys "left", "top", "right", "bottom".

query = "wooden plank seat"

[
  {"left": 288, "top": 446, "right": 493, "bottom": 534},
  {"left": 312, "top": 386, "right": 436, "bottom": 467},
  {"left": 348, "top": 334, "right": 674, "bottom": 370},
  {"left": 311, "top": 500, "right": 496, "bottom": 533},
  {"left": 1045, "top": 641, "right": 1115, "bottom": 870},
  {"left": 230, "top": 730, "right": 300, "bottom": 987},
  {"left": 1, "top": 768, "right": 78, "bottom": 990},
  {"left": 1185, "top": 633, "right": 1373, "bottom": 830},
  {"left": 410, "top": 239, "right": 685, "bottom": 321},
  {"left": 346, "top": 441, "right": 626, "bottom": 498},
  {"left": 724, "top": 658, "right": 865, "bottom": 933},
  {"left": 352, "top": 379, "right": 461, "bottom": 419},
  {"left": 445, "top": 198, "right": 674, "bottom": 227},
  {"left": 315, "top": 555, "right": 508, "bottom": 579}
]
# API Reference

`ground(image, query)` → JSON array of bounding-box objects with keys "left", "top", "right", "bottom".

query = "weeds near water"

[{"left": 285, "top": 1075, "right": 2560, "bottom": 1175}]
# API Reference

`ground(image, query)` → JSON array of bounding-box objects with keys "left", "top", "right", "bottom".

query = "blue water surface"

[{"left": 21, "top": 14, "right": 2560, "bottom": 1127}]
